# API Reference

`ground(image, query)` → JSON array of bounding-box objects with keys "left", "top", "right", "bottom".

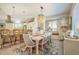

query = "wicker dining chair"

[{"left": 23, "top": 34, "right": 35, "bottom": 54}]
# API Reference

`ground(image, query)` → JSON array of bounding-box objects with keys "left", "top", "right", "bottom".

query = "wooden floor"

[
  {"left": 0, "top": 39, "right": 64, "bottom": 55},
  {"left": 0, "top": 43, "right": 25, "bottom": 55},
  {"left": 1, "top": 39, "right": 79, "bottom": 55}
]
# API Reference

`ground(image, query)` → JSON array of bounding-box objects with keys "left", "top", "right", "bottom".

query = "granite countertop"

[{"left": 64, "top": 36, "right": 79, "bottom": 41}]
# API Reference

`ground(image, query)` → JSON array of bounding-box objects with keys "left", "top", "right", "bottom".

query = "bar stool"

[
  {"left": 13, "top": 29, "right": 20, "bottom": 44},
  {"left": 1, "top": 29, "right": 12, "bottom": 47}
]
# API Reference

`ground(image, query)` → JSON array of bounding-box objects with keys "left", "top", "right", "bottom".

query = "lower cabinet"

[{"left": 64, "top": 39, "right": 79, "bottom": 55}]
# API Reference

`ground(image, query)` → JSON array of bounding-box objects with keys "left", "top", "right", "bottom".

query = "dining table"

[{"left": 31, "top": 33, "right": 44, "bottom": 55}]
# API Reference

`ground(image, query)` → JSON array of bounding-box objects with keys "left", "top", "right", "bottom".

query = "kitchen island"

[{"left": 64, "top": 37, "right": 79, "bottom": 55}]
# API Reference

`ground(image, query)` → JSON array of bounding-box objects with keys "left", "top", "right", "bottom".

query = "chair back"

[{"left": 23, "top": 34, "right": 34, "bottom": 46}]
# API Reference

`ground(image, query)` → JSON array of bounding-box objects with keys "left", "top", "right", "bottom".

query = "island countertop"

[{"left": 64, "top": 36, "right": 79, "bottom": 41}]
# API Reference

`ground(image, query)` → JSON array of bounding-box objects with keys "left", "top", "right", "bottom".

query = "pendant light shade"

[{"left": 37, "top": 6, "right": 46, "bottom": 31}]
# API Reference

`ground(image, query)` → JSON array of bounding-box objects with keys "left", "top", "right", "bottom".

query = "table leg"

[{"left": 36, "top": 40, "right": 39, "bottom": 55}]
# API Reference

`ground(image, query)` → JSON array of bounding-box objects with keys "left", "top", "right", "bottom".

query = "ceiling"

[{"left": 0, "top": 3, "right": 73, "bottom": 22}]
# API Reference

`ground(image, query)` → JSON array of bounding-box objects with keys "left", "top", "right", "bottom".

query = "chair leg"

[
  {"left": 23, "top": 46, "right": 27, "bottom": 51},
  {"left": 41, "top": 40, "right": 44, "bottom": 54},
  {"left": 30, "top": 47, "right": 32, "bottom": 55},
  {"left": 42, "top": 44, "right": 44, "bottom": 54}
]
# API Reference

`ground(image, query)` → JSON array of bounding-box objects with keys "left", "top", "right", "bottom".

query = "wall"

[{"left": 71, "top": 4, "right": 79, "bottom": 36}]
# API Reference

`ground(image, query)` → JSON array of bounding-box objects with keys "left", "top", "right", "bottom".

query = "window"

[
  {"left": 48, "top": 20, "right": 57, "bottom": 31},
  {"left": 14, "top": 23, "right": 22, "bottom": 29}
]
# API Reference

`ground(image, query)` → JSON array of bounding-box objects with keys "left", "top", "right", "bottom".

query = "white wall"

[{"left": 70, "top": 4, "right": 79, "bottom": 36}]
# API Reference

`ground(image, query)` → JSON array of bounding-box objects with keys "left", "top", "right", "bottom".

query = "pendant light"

[{"left": 37, "top": 6, "right": 46, "bottom": 31}]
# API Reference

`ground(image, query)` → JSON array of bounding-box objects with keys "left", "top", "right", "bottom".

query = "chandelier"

[{"left": 37, "top": 6, "right": 46, "bottom": 31}]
